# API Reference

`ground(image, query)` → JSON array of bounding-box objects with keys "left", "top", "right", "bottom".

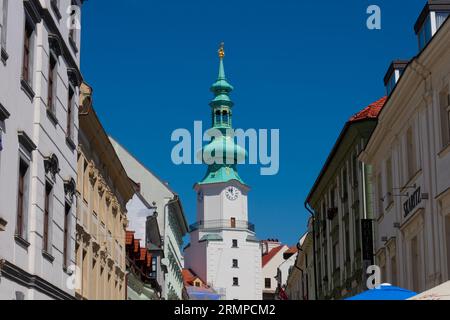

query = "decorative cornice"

[
  {"left": 64, "top": 178, "right": 76, "bottom": 200},
  {"left": 44, "top": 154, "right": 60, "bottom": 181},
  {"left": 48, "top": 33, "right": 63, "bottom": 57},
  {"left": 0, "top": 259, "right": 75, "bottom": 300},
  {"left": 67, "top": 68, "right": 82, "bottom": 88},
  {"left": 88, "top": 161, "right": 98, "bottom": 185},
  {"left": 23, "top": 0, "right": 42, "bottom": 26},
  {"left": 0, "top": 103, "right": 10, "bottom": 121},
  {"left": 18, "top": 131, "right": 37, "bottom": 153}
]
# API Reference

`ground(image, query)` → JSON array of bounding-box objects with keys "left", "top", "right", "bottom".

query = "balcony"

[{"left": 189, "top": 219, "right": 255, "bottom": 232}]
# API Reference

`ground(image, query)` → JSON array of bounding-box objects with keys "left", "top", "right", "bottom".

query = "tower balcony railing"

[{"left": 189, "top": 219, "right": 255, "bottom": 232}]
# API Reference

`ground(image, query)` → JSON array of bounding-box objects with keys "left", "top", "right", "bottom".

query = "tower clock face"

[{"left": 225, "top": 186, "right": 239, "bottom": 201}]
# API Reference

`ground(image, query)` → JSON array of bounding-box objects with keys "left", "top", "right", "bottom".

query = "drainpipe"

[
  {"left": 294, "top": 245, "right": 308, "bottom": 300},
  {"left": 304, "top": 201, "right": 318, "bottom": 300},
  {"left": 162, "top": 195, "right": 180, "bottom": 299}
]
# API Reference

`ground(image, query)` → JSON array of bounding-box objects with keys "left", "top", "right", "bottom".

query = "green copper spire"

[{"left": 199, "top": 43, "right": 246, "bottom": 185}]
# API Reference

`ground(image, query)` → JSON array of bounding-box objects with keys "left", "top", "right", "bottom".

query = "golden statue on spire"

[{"left": 218, "top": 42, "right": 225, "bottom": 59}]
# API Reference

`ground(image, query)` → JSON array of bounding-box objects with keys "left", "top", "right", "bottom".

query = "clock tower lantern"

[{"left": 184, "top": 44, "right": 262, "bottom": 300}]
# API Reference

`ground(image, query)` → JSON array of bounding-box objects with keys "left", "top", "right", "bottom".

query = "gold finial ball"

[{"left": 218, "top": 42, "right": 225, "bottom": 59}]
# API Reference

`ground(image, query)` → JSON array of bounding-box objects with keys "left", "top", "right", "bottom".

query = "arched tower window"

[
  {"left": 222, "top": 110, "right": 229, "bottom": 126},
  {"left": 215, "top": 110, "right": 221, "bottom": 125}
]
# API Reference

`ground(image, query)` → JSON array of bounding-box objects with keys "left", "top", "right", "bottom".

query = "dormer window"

[
  {"left": 414, "top": 1, "right": 450, "bottom": 51},
  {"left": 383, "top": 60, "right": 408, "bottom": 96}
]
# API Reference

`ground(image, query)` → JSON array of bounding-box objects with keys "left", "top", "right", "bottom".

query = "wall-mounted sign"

[
  {"left": 361, "top": 219, "right": 374, "bottom": 264},
  {"left": 403, "top": 187, "right": 422, "bottom": 218}
]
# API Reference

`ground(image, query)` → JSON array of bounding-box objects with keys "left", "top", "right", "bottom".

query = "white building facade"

[
  {"left": 360, "top": 2, "right": 450, "bottom": 293},
  {"left": 184, "top": 46, "right": 262, "bottom": 300},
  {"left": 0, "top": 0, "right": 83, "bottom": 300}
]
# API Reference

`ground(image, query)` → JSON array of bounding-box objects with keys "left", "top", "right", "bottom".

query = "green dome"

[{"left": 201, "top": 135, "right": 247, "bottom": 165}]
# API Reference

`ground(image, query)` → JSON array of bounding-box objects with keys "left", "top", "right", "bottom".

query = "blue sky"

[{"left": 80, "top": 0, "right": 425, "bottom": 245}]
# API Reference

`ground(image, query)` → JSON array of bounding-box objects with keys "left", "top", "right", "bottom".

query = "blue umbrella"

[{"left": 346, "top": 284, "right": 417, "bottom": 300}]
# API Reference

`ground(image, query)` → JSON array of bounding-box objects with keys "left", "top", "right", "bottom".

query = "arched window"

[
  {"left": 215, "top": 110, "right": 221, "bottom": 124},
  {"left": 222, "top": 110, "right": 229, "bottom": 125}
]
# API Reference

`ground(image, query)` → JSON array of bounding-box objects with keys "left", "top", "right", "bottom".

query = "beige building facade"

[{"left": 75, "top": 83, "right": 134, "bottom": 300}]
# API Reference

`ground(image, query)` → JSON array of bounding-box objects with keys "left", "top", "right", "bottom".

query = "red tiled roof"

[
  {"left": 349, "top": 97, "right": 387, "bottom": 122},
  {"left": 285, "top": 246, "right": 298, "bottom": 255},
  {"left": 133, "top": 239, "right": 140, "bottom": 253},
  {"left": 125, "top": 231, "right": 134, "bottom": 245},
  {"left": 139, "top": 248, "right": 147, "bottom": 261},
  {"left": 262, "top": 245, "right": 286, "bottom": 267},
  {"left": 182, "top": 268, "right": 208, "bottom": 288},
  {"left": 146, "top": 253, "right": 152, "bottom": 267}
]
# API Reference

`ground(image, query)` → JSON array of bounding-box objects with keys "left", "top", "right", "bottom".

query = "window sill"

[
  {"left": 46, "top": 108, "right": 58, "bottom": 125},
  {"left": 14, "top": 234, "right": 30, "bottom": 249},
  {"left": 21, "top": 79, "right": 35, "bottom": 101},
  {"left": 42, "top": 250, "right": 55, "bottom": 263},
  {"left": 66, "top": 136, "right": 76, "bottom": 151},
  {"left": 438, "top": 143, "right": 450, "bottom": 158},
  {"left": 1, "top": 48, "right": 8, "bottom": 65}
]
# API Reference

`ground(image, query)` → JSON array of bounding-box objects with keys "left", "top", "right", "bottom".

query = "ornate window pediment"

[
  {"left": 64, "top": 177, "right": 76, "bottom": 202},
  {"left": 44, "top": 154, "right": 60, "bottom": 182}
]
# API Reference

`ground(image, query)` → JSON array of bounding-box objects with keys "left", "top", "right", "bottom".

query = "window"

[
  {"left": 411, "top": 236, "right": 420, "bottom": 292},
  {"left": 391, "top": 254, "right": 397, "bottom": 286},
  {"left": 418, "top": 15, "right": 432, "bottom": 50},
  {"left": 21, "top": 20, "right": 34, "bottom": 85},
  {"left": 230, "top": 217, "right": 236, "bottom": 228},
  {"left": 439, "top": 90, "right": 450, "bottom": 148},
  {"left": 68, "top": 1, "right": 80, "bottom": 50},
  {"left": 351, "top": 152, "right": 358, "bottom": 187},
  {"left": 264, "top": 278, "right": 271, "bottom": 288},
  {"left": 232, "top": 277, "right": 239, "bottom": 286},
  {"left": 67, "top": 86, "right": 74, "bottom": 140},
  {"left": 406, "top": 127, "right": 417, "bottom": 180},
  {"left": 222, "top": 110, "right": 229, "bottom": 125},
  {"left": 215, "top": 110, "right": 221, "bottom": 125},
  {"left": 47, "top": 54, "right": 57, "bottom": 113},
  {"left": 386, "top": 157, "right": 393, "bottom": 207},
  {"left": 341, "top": 167, "right": 348, "bottom": 200},
  {"left": 195, "top": 281, "right": 200, "bottom": 287},
  {"left": 377, "top": 173, "right": 383, "bottom": 216},
  {"left": 0, "top": 0, "right": 8, "bottom": 60},
  {"left": 16, "top": 159, "right": 30, "bottom": 239},
  {"left": 232, "top": 259, "right": 238, "bottom": 268},
  {"left": 332, "top": 242, "right": 339, "bottom": 271},
  {"left": 83, "top": 159, "right": 88, "bottom": 202},
  {"left": 232, "top": 239, "right": 238, "bottom": 248},
  {"left": 445, "top": 215, "right": 450, "bottom": 278},
  {"left": 436, "top": 12, "right": 450, "bottom": 30},
  {"left": 386, "top": 74, "right": 397, "bottom": 96},
  {"left": 43, "top": 182, "right": 53, "bottom": 253},
  {"left": 63, "top": 202, "right": 71, "bottom": 268}
]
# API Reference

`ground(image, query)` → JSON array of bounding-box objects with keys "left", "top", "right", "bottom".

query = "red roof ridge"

[{"left": 262, "top": 245, "right": 287, "bottom": 267}]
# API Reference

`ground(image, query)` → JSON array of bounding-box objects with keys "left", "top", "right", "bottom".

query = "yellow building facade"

[{"left": 75, "top": 83, "right": 134, "bottom": 300}]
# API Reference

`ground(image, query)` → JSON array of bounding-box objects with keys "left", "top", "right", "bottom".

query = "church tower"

[{"left": 184, "top": 44, "right": 262, "bottom": 300}]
